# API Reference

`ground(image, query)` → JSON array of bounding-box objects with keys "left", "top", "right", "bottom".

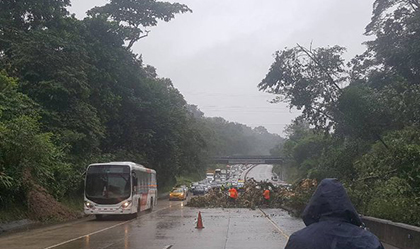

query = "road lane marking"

[
  {"left": 44, "top": 204, "right": 178, "bottom": 249},
  {"left": 163, "top": 245, "right": 173, "bottom": 249},
  {"left": 44, "top": 220, "right": 131, "bottom": 249},
  {"left": 223, "top": 212, "right": 232, "bottom": 249},
  {"left": 258, "top": 209, "right": 290, "bottom": 240}
]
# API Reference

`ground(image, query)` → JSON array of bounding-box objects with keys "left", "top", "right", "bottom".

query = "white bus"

[{"left": 84, "top": 162, "right": 157, "bottom": 219}]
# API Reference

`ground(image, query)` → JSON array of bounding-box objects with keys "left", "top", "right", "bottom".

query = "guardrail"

[{"left": 362, "top": 216, "right": 420, "bottom": 249}]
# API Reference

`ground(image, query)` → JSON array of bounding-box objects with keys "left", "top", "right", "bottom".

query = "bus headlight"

[
  {"left": 121, "top": 201, "right": 132, "bottom": 208},
  {"left": 85, "top": 201, "right": 94, "bottom": 209}
]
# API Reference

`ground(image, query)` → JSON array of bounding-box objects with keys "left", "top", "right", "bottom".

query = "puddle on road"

[{"left": 156, "top": 220, "right": 183, "bottom": 230}]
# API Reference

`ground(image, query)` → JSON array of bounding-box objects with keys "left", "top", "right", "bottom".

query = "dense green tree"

[
  {"left": 0, "top": 0, "right": 207, "bottom": 217},
  {"left": 350, "top": 127, "right": 420, "bottom": 225},
  {"left": 0, "top": 0, "right": 70, "bottom": 30},
  {"left": 88, "top": 0, "right": 192, "bottom": 49},
  {"left": 196, "top": 116, "right": 283, "bottom": 157},
  {"left": 259, "top": 44, "right": 391, "bottom": 145},
  {"left": 260, "top": 0, "right": 420, "bottom": 227},
  {"left": 2, "top": 21, "right": 104, "bottom": 158},
  {"left": 334, "top": 85, "right": 394, "bottom": 143},
  {"left": 259, "top": 45, "right": 347, "bottom": 131},
  {"left": 0, "top": 72, "right": 74, "bottom": 206},
  {"left": 360, "top": 0, "right": 420, "bottom": 86}
]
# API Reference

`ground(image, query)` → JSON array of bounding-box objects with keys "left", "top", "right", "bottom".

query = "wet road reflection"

[
  {"left": 124, "top": 226, "right": 129, "bottom": 249},
  {"left": 69, "top": 207, "right": 300, "bottom": 249},
  {"left": 0, "top": 198, "right": 304, "bottom": 249},
  {"left": 84, "top": 235, "right": 90, "bottom": 249}
]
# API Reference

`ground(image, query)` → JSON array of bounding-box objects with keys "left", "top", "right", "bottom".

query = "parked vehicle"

[
  {"left": 192, "top": 185, "right": 206, "bottom": 195},
  {"left": 206, "top": 172, "right": 214, "bottom": 181},
  {"left": 204, "top": 185, "right": 211, "bottom": 193},
  {"left": 214, "top": 169, "right": 222, "bottom": 179},
  {"left": 180, "top": 185, "right": 189, "bottom": 196},
  {"left": 190, "top": 182, "right": 199, "bottom": 192},
  {"left": 169, "top": 187, "right": 187, "bottom": 200}
]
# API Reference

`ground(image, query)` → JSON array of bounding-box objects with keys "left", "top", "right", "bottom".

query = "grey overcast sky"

[{"left": 69, "top": 0, "right": 374, "bottom": 136}]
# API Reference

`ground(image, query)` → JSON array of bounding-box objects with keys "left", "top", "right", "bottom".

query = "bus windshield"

[{"left": 85, "top": 165, "right": 131, "bottom": 204}]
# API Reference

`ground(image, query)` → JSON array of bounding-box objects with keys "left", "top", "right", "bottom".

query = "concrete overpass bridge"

[{"left": 212, "top": 155, "right": 284, "bottom": 164}]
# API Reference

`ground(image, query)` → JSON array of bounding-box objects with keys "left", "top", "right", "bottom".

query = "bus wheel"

[
  {"left": 150, "top": 197, "right": 154, "bottom": 211},
  {"left": 95, "top": 214, "right": 104, "bottom": 220},
  {"left": 135, "top": 199, "right": 141, "bottom": 216}
]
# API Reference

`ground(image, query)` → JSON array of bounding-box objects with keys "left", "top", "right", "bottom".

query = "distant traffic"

[{"left": 186, "top": 164, "right": 288, "bottom": 198}]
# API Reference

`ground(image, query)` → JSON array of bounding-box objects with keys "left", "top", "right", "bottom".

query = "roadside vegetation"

[
  {"left": 0, "top": 0, "right": 283, "bottom": 222},
  {"left": 264, "top": 0, "right": 420, "bottom": 226}
]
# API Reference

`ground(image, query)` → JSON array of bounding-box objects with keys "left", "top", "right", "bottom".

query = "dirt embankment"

[{"left": 24, "top": 170, "right": 78, "bottom": 222}]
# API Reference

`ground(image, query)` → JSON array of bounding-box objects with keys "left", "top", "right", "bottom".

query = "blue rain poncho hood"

[
  {"left": 302, "top": 178, "right": 362, "bottom": 226},
  {"left": 285, "top": 178, "right": 384, "bottom": 249}
]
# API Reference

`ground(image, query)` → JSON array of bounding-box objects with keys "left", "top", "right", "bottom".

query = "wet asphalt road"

[
  {"left": 0, "top": 198, "right": 305, "bottom": 249},
  {"left": 246, "top": 164, "right": 273, "bottom": 182},
  {"left": 0, "top": 161, "right": 393, "bottom": 249},
  {"left": 246, "top": 164, "right": 287, "bottom": 186}
]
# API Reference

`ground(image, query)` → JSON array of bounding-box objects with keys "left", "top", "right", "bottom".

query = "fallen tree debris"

[{"left": 187, "top": 179, "right": 318, "bottom": 216}]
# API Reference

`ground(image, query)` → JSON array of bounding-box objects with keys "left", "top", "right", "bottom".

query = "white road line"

[
  {"left": 258, "top": 209, "right": 290, "bottom": 240},
  {"left": 223, "top": 212, "right": 232, "bottom": 249},
  {"left": 44, "top": 220, "right": 131, "bottom": 249},
  {"left": 44, "top": 205, "right": 177, "bottom": 249},
  {"left": 163, "top": 245, "right": 173, "bottom": 249}
]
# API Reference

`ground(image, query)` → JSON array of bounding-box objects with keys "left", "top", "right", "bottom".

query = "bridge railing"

[
  {"left": 212, "top": 156, "right": 284, "bottom": 164},
  {"left": 362, "top": 216, "right": 420, "bottom": 249}
]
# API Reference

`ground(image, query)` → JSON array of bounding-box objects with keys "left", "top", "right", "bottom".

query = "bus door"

[
  {"left": 131, "top": 171, "right": 140, "bottom": 210},
  {"left": 139, "top": 171, "right": 149, "bottom": 211}
]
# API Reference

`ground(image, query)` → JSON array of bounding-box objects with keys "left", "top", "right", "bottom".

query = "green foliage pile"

[
  {"left": 0, "top": 0, "right": 283, "bottom": 220},
  {"left": 261, "top": 0, "right": 420, "bottom": 226},
  {"left": 187, "top": 178, "right": 317, "bottom": 213}
]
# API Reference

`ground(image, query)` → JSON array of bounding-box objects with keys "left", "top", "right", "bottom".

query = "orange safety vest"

[
  {"left": 229, "top": 188, "right": 238, "bottom": 199},
  {"left": 263, "top": 189, "right": 270, "bottom": 200}
]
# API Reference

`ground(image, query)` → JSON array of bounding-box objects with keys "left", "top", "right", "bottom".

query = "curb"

[
  {"left": 0, "top": 211, "right": 88, "bottom": 236},
  {"left": 0, "top": 219, "right": 36, "bottom": 235}
]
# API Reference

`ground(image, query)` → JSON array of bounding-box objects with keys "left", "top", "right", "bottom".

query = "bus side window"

[
  {"left": 132, "top": 172, "right": 138, "bottom": 193},
  {"left": 140, "top": 172, "right": 146, "bottom": 193},
  {"left": 152, "top": 174, "right": 156, "bottom": 186}
]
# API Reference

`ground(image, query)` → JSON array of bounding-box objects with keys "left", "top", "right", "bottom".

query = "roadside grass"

[
  {"left": 60, "top": 196, "right": 84, "bottom": 213},
  {"left": 0, "top": 204, "right": 28, "bottom": 223},
  {"left": 0, "top": 196, "right": 84, "bottom": 223}
]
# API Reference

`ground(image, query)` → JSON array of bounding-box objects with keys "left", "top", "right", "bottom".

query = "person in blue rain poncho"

[{"left": 285, "top": 178, "right": 384, "bottom": 249}]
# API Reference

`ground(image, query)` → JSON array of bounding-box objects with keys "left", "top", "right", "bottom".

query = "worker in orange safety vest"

[
  {"left": 228, "top": 187, "right": 238, "bottom": 205},
  {"left": 263, "top": 188, "right": 270, "bottom": 206}
]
